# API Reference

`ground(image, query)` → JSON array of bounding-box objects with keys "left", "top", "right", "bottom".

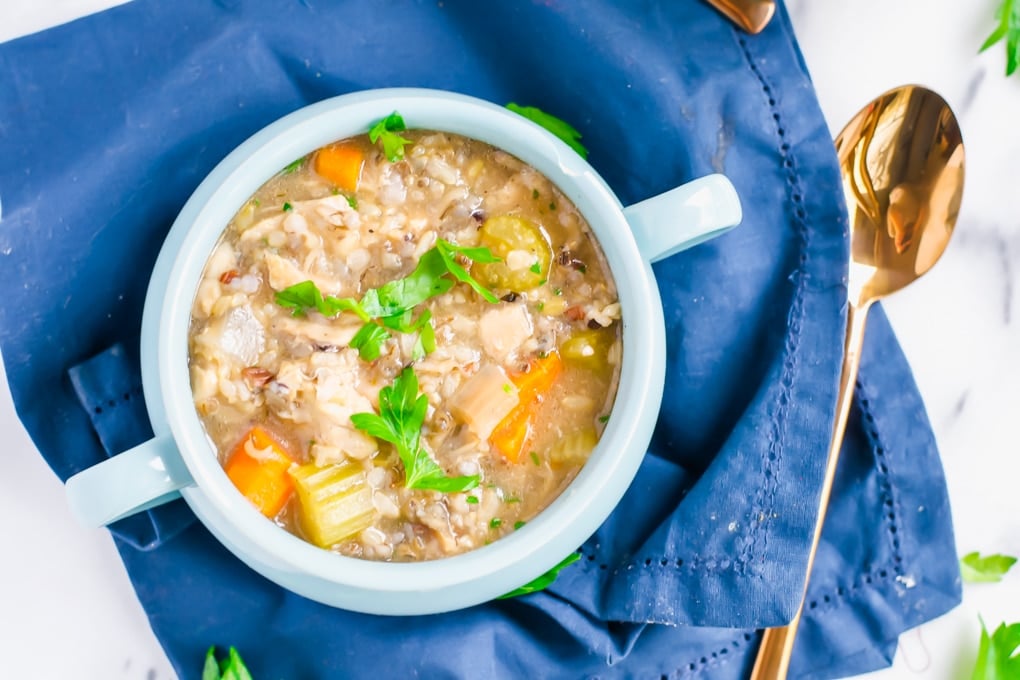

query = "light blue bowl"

[{"left": 65, "top": 88, "right": 741, "bottom": 615}]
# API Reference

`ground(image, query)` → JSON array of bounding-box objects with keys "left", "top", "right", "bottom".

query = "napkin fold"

[{"left": 0, "top": 0, "right": 960, "bottom": 677}]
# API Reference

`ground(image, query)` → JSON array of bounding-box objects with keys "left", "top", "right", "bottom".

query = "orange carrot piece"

[
  {"left": 510, "top": 352, "right": 563, "bottom": 399},
  {"left": 225, "top": 426, "right": 295, "bottom": 517},
  {"left": 314, "top": 144, "right": 364, "bottom": 193},
  {"left": 489, "top": 352, "right": 563, "bottom": 462}
]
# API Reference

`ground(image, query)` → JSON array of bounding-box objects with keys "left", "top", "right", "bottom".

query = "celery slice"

[
  {"left": 290, "top": 461, "right": 376, "bottom": 548},
  {"left": 548, "top": 426, "right": 598, "bottom": 467}
]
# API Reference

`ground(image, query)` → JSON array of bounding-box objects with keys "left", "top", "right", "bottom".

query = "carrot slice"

[
  {"left": 489, "top": 352, "right": 562, "bottom": 462},
  {"left": 314, "top": 144, "right": 364, "bottom": 193},
  {"left": 225, "top": 426, "right": 295, "bottom": 517}
]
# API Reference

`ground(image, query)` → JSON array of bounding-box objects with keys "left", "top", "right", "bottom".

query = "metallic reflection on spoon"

[{"left": 750, "top": 85, "right": 964, "bottom": 679}]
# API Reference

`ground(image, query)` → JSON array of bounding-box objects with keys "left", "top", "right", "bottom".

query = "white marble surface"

[{"left": 1, "top": 1, "right": 1018, "bottom": 678}]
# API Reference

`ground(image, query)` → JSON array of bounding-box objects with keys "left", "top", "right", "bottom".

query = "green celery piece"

[
  {"left": 290, "top": 461, "right": 375, "bottom": 548},
  {"left": 498, "top": 552, "right": 582, "bottom": 598},
  {"left": 505, "top": 103, "right": 588, "bottom": 158},
  {"left": 961, "top": 552, "right": 1018, "bottom": 583}
]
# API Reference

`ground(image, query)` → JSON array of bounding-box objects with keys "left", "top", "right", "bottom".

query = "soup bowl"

[{"left": 65, "top": 88, "right": 741, "bottom": 615}]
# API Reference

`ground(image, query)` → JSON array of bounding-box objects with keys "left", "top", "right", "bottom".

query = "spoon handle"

[{"left": 750, "top": 301, "right": 872, "bottom": 679}]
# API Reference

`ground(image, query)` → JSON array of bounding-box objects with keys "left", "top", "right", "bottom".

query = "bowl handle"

[
  {"left": 65, "top": 436, "right": 193, "bottom": 527},
  {"left": 623, "top": 174, "right": 742, "bottom": 263}
]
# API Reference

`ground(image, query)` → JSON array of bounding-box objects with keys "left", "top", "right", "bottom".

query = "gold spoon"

[{"left": 750, "top": 85, "right": 965, "bottom": 679}]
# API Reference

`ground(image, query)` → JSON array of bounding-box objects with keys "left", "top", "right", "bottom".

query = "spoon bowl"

[
  {"left": 837, "top": 86, "right": 964, "bottom": 307},
  {"left": 751, "top": 85, "right": 964, "bottom": 679}
]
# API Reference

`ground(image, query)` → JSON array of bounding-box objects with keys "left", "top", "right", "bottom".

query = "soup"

[{"left": 188, "top": 115, "right": 621, "bottom": 561}]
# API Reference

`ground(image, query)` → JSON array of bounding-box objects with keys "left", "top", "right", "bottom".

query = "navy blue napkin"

[{"left": 0, "top": 1, "right": 960, "bottom": 677}]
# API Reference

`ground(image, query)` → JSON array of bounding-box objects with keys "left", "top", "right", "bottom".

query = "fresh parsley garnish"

[
  {"left": 349, "top": 322, "right": 392, "bottom": 361},
  {"left": 514, "top": 520, "right": 526, "bottom": 530},
  {"left": 345, "top": 194, "right": 358, "bottom": 209},
  {"left": 506, "top": 103, "right": 588, "bottom": 159},
  {"left": 530, "top": 451, "right": 540, "bottom": 466},
  {"left": 598, "top": 415, "right": 609, "bottom": 424},
  {"left": 203, "top": 646, "right": 253, "bottom": 680},
  {"left": 282, "top": 202, "right": 293, "bottom": 212},
  {"left": 498, "top": 552, "right": 582, "bottom": 599},
  {"left": 490, "top": 518, "right": 503, "bottom": 529},
  {"left": 466, "top": 495, "right": 479, "bottom": 505},
  {"left": 961, "top": 552, "right": 1018, "bottom": 583},
  {"left": 529, "top": 262, "right": 542, "bottom": 274},
  {"left": 273, "top": 240, "right": 499, "bottom": 360},
  {"left": 281, "top": 156, "right": 305, "bottom": 174},
  {"left": 351, "top": 367, "right": 479, "bottom": 492},
  {"left": 369, "top": 111, "right": 413, "bottom": 162},
  {"left": 981, "top": 0, "right": 1020, "bottom": 76},
  {"left": 971, "top": 617, "right": 1020, "bottom": 679}
]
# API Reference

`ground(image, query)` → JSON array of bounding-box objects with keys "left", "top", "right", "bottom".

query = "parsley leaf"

[
  {"left": 498, "top": 552, "right": 582, "bottom": 599},
  {"left": 972, "top": 617, "right": 1020, "bottom": 679},
  {"left": 981, "top": 0, "right": 1020, "bottom": 76},
  {"left": 273, "top": 241, "right": 498, "bottom": 359},
  {"left": 506, "top": 103, "right": 588, "bottom": 159},
  {"left": 962, "top": 552, "right": 1018, "bottom": 583},
  {"left": 203, "top": 646, "right": 253, "bottom": 680},
  {"left": 351, "top": 367, "right": 479, "bottom": 493},
  {"left": 281, "top": 156, "right": 305, "bottom": 174},
  {"left": 349, "top": 322, "right": 392, "bottom": 361},
  {"left": 368, "top": 111, "right": 413, "bottom": 161}
]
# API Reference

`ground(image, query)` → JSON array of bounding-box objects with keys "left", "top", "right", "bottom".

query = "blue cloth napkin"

[{"left": 0, "top": 1, "right": 961, "bottom": 677}]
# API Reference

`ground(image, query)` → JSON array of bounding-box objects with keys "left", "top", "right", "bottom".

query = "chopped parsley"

[
  {"left": 346, "top": 194, "right": 358, "bottom": 209},
  {"left": 529, "top": 262, "right": 542, "bottom": 274},
  {"left": 498, "top": 552, "right": 582, "bottom": 599},
  {"left": 532, "top": 189, "right": 540, "bottom": 199},
  {"left": 514, "top": 521, "right": 526, "bottom": 530},
  {"left": 548, "top": 202, "right": 556, "bottom": 211},
  {"left": 553, "top": 287, "right": 562, "bottom": 296},
  {"left": 351, "top": 367, "right": 478, "bottom": 492},
  {"left": 465, "top": 495, "right": 479, "bottom": 505},
  {"left": 598, "top": 415, "right": 610, "bottom": 424},
  {"left": 530, "top": 451, "right": 540, "bottom": 466},
  {"left": 282, "top": 202, "right": 293, "bottom": 212},
  {"left": 368, "top": 111, "right": 413, "bottom": 162},
  {"left": 490, "top": 518, "right": 503, "bottom": 529},
  {"left": 281, "top": 156, "right": 305, "bottom": 175},
  {"left": 505, "top": 103, "right": 588, "bottom": 159},
  {"left": 502, "top": 383, "right": 513, "bottom": 393}
]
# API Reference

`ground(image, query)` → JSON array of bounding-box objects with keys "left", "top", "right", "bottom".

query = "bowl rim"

[{"left": 141, "top": 87, "right": 666, "bottom": 614}]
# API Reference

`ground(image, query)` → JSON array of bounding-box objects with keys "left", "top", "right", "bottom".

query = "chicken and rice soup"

[{"left": 189, "top": 114, "right": 621, "bottom": 561}]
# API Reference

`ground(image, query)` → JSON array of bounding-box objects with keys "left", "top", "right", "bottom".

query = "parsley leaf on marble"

[
  {"left": 971, "top": 618, "right": 1020, "bottom": 679},
  {"left": 203, "top": 646, "right": 253, "bottom": 680},
  {"left": 961, "top": 552, "right": 1018, "bottom": 583},
  {"left": 368, "top": 111, "right": 413, "bottom": 161},
  {"left": 505, "top": 103, "right": 588, "bottom": 158},
  {"left": 980, "top": 0, "right": 1020, "bottom": 76},
  {"left": 498, "top": 551, "right": 581, "bottom": 598},
  {"left": 351, "top": 367, "right": 479, "bottom": 493}
]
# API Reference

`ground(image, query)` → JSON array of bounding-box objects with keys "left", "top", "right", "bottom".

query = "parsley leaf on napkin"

[
  {"left": 203, "top": 646, "right": 253, "bottom": 680},
  {"left": 505, "top": 103, "right": 588, "bottom": 159},
  {"left": 980, "top": 0, "right": 1020, "bottom": 76},
  {"left": 961, "top": 552, "right": 1018, "bottom": 583},
  {"left": 971, "top": 618, "right": 1020, "bottom": 679},
  {"left": 351, "top": 367, "right": 479, "bottom": 492},
  {"left": 498, "top": 551, "right": 582, "bottom": 598}
]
